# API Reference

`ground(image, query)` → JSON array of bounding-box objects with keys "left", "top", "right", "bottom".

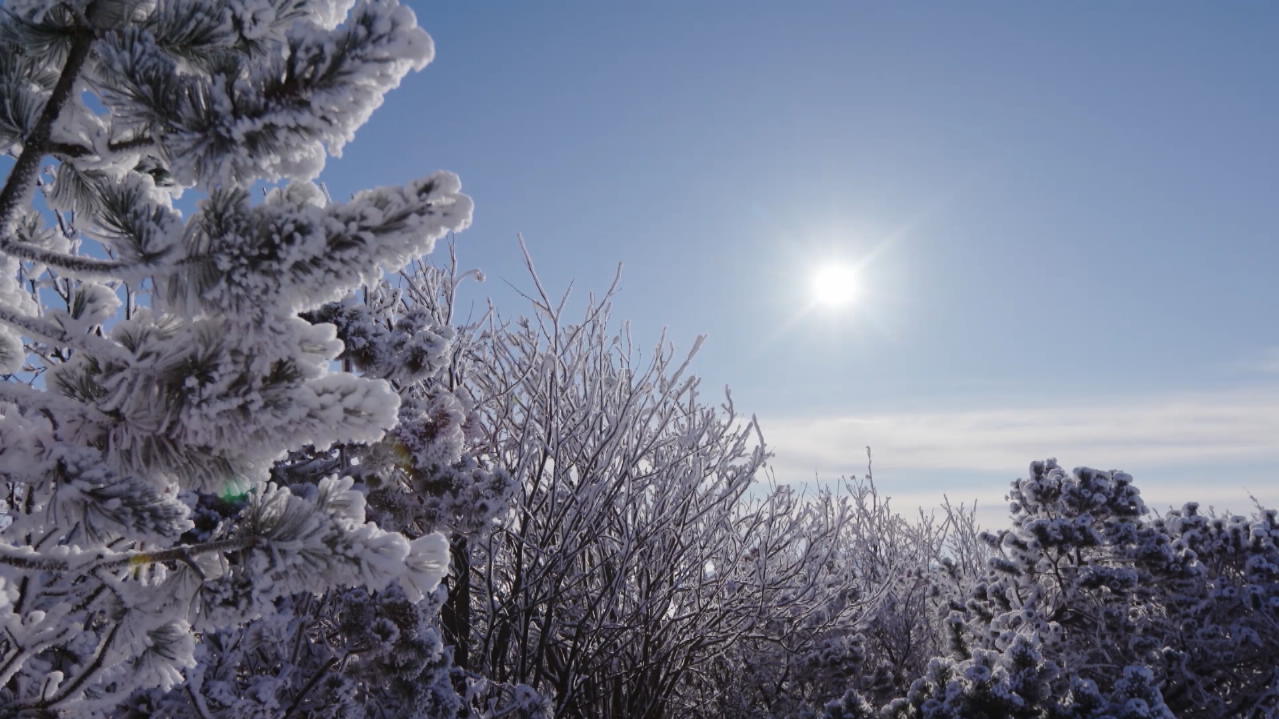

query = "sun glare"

[{"left": 811, "top": 263, "right": 859, "bottom": 308}]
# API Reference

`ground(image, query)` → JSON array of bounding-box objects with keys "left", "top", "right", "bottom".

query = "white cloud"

[{"left": 761, "top": 387, "right": 1279, "bottom": 518}]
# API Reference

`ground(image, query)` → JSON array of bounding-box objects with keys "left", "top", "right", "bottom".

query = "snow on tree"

[
  {"left": 0, "top": 1, "right": 466, "bottom": 713},
  {"left": 701, "top": 478, "right": 987, "bottom": 719},
  {"left": 128, "top": 258, "right": 526, "bottom": 718},
  {"left": 445, "top": 253, "right": 910, "bottom": 719},
  {"left": 822, "top": 459, "right": 1279, "bottom": 719},
  {"left": 5, "top": 3, "right": 1275, "bottom": 718}
]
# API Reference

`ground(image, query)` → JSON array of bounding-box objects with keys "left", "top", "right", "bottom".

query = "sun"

[{"left": 811, "top": 262, "right": 859, "bottom": 308}]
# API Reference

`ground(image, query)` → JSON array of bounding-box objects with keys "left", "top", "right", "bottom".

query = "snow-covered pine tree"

[
  {"left": 825, "top": 460, "right": 1279, "bottom": 719},
  {"left": 129, "top": 259, "right": 528, "bottom": 718},
  {"left": 0, "top": 1, "right": 467, "bottom": 713}
]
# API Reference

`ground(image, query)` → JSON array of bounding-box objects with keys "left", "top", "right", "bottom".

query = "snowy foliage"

[
  {"left": 135, "top": 260, "right": 525, "bottom": 719},
  {"left": 444, "top": 258, "right": 916, "bottom": 719},
  {"left": 822, "top": 460, "right": 1279, "bottom": 719},
  {"left": 0, "top": 1, "right": 463, "bottom": 713},
  {"left": 455, "top": 262, "right": 768, "bottom": 716},
  {"left": 4, "top": 4, "right": 1276, "bottom": 718},
  {"left": 702, "top": 478, "right": 987, "bottom": 719}
]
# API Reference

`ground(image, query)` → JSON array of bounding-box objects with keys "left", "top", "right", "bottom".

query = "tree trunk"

[{"left": 443, "top": 535, "right": 472, "bottom": 669}]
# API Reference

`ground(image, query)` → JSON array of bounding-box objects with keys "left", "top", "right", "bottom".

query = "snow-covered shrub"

[
  {"left": 447, "top": 257, "right": 898, "bottom": 719},
  {"left": 0, "top": 1, "right": 465, "bottom": 713},
  {"left": 966, "top": 460, "right": 1279, "bottom": 717},
  {"left": 867, "top": 634, "right": 1177, "bottom": 719},
  {"left": 840, "top": 459, "right": 1279, "bottom": 719},
  {"left": 458, "top": 265, "right": 762, "bottom": 717},
  {"left": 698, "top": 478, "right": 986, "bottom": 719}
]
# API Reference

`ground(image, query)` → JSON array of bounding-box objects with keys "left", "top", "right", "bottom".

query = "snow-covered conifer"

[
  {"left": 0, "top": 1, "right": 465, "bottom": 713},
  {"left": 902, "top": 460, "right": 1279, "bottom": 719},
  {"left": 136, "top": 259, "right": 522, "bottom": 718}
]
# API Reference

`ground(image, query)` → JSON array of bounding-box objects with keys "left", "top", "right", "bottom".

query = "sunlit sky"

[{"left": 325, "top": 3, "right": 1279, "bottom": 520}]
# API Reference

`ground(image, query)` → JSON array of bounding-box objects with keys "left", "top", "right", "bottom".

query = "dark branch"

[{"left": 0, "top": 6, "right": 98, "bottom": 235}]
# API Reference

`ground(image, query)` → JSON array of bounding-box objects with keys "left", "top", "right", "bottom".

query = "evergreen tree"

[
  {"left": 130, "top": 261, "right": 529, "bottom": 718},
  {"left": 0, "top": 1, "right": 467, "bottom": 713},
  {"left": 821, "top": 460, "right": 1279, "bottom": 719}
]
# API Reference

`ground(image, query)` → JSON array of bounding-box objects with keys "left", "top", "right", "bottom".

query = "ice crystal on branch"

[
  {"left": 840, "top": 460, "right": 1279, "bottom": 719},
  {"left": 0, "top": 0, "right": 463, "bottom": 713}
]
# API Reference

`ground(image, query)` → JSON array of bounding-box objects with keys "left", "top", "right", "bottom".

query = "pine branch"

[
  {"left": 0, "top": 380, "right": 110, "bottom": 422},
  {"left": 0, "top": 235, "right": 138, "bottom": 278},
  {"left": 0, "top": 303, "right": 129, "bottom": 362},
  {"left": 47, "top": 141, "right": 90, "bottom": 158},
  {"left": 0, "top": 623, "right": 77, "bottom": 689},
  {"left": 0, "top": 535, "right": 257, "bottom": 574},
  {"left": 0, "top": 5, "right": 97, "bottom": 235},
  {"left": 41, "top": 620, "right": 122, "bottom": 708},
  {"left": 48, "top": 135, "right": 157, "bottom": 159},
  {"left": 281, "top": 655, "right": 341, "bottom": 719}
]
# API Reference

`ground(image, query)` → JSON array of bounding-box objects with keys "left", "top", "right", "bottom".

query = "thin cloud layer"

[{"left": 762, "top": 387, "right": 1279, "bottom": 515}]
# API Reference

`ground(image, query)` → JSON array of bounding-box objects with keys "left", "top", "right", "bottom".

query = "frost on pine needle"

[
  {"left": 95, "top": 0, "right": 433, "bottom": 186},
  {"left": 864, "top": 460, "right": 1279, "bottom": 719},
  {"left": 144, "top": 259, "right": 519, "bottom": 717},
  {"left": 164, "top": 170, "right": 471, "bottom": 320},
  {"left": 0, "top": 0, "right": 469, "bottom": 713}
]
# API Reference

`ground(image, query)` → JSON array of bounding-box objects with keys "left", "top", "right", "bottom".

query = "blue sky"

[{"left": 324, "top": 3, "right": 1279, "bottom": 519}]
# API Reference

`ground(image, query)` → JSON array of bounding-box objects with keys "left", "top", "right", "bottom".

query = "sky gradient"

[{"left": 324, "top": 2, "right": 1279, "bottom": 521}]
